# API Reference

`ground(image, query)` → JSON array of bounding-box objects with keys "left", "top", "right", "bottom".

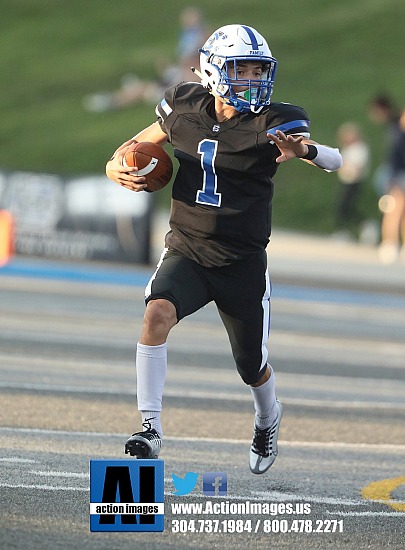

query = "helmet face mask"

[
  {"left": 199, "top": 25, "right": 277, "bottom": 113},
  {"left": 222, "top": 58, "right": 275, "bottom": 111}
]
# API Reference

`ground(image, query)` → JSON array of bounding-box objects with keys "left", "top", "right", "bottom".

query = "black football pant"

[{"left": 145, "top": 248, "right": 271, "bottom": 385}]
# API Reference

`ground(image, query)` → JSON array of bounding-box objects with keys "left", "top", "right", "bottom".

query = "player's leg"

[
  {"left": 214, "top": 253, "right": 282, "bottom": 474},
  {"left": 125, "top": 249, "right": 212, "bottom": 458},
  {"left": 379, "top": 186, "right": 405, "bottom": 263},
  {"left": 127, "top": 298, "right": 176, "bottom": 458}
]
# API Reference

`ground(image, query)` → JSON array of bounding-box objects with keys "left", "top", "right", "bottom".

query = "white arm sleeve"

[{"left": 302, "top": 144, "right": 343, "bottom": 172}]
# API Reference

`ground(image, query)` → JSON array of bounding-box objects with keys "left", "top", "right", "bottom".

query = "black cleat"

[{"left": 125, "top": 419, "right": 162, "bottom": 459}]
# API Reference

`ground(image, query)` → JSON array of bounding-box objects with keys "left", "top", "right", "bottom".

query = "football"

[{"left": 123, "top": 141, "right": 173, "bottom": 192}]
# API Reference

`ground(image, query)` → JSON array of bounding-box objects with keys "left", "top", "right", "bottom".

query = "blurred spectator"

[
  {"left": 369, "top": 94, "right": 405, "bottom": 263},
  {"left": 335, "top": 122, "right": 370, "bottom": 237},
  {"left": 83, "top": 7, "right": 207, "bottom": 112}
]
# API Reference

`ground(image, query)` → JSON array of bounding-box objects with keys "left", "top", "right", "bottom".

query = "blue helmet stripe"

[
  {"left": 266, "top": 119, "right": 310, "bottom": 135},
  {"left": 241, "top": 25, "right": 259, "bottom": 50}
]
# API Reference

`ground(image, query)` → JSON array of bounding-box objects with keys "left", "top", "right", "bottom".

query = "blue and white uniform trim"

[
  {"left": 156, "top": 99, "right": 173, "bottom": 119},
  {"left": 266, "top": 119, "right": 310, "bottom": 138},
  {"left": 260, "top": 270, "right": 272, "bottom": 368}
]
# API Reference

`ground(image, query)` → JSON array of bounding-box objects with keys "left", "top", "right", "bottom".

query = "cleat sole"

[{"left": 125, "top": 440, "right": 158, "bottom": 459}]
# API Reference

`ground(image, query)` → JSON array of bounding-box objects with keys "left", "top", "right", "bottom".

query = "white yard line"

[{"left": 1, "top": 426, "right": 405, "bottom": 451}]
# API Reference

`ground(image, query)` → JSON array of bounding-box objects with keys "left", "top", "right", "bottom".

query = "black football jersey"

[{"left": 156, "top": 82, "right": 310, "bottom": 267}]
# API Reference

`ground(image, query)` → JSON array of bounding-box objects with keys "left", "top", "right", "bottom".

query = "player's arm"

[
  {"left": 268, "top": 130, "right": 342, "bottom": 172},
  {"left": 106, "top": 122, "right": 167, "bottom": 191}
]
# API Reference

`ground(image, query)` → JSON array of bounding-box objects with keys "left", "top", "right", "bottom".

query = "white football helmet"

[{"left": 199, "top": 24, "right": 277, "bottom": 113}]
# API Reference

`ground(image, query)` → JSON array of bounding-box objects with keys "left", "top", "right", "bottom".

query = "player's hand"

[
  {"left": 268, "top": 130, "right": 309, "bottom": 163},
  {"left": 105, "top": 147, "right": 147, "bottom": 192}
]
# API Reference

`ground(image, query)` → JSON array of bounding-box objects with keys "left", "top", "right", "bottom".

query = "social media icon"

[
  {"left": 203, "top": 472, "right": 227, "bottom": 496},
  {"left": 171, "top": 472, "right": 199, "bottom": 496}
]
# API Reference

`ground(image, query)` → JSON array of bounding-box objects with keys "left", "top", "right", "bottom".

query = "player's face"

[{"left": 227, "top": 62, "right": 264, "bottom": 92}]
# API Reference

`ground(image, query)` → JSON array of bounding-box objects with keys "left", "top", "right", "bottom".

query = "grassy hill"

[{"left": 2, "top": 0, "right": 405, "bottom": 234}]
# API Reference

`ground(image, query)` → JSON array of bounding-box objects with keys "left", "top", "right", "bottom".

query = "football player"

[{"left": 106, "top": 24, "right": 342, "bottom": 474}]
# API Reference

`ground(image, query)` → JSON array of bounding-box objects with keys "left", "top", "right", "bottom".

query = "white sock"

[
  {"left": 250, "top": 366, "right": 277, "bottom": 429},
  {"left": 141, "top": 411, "right": 162, "bottom": 438},
  {"left": 136, "top": 342, "right": 167, "bottom": 437}
]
